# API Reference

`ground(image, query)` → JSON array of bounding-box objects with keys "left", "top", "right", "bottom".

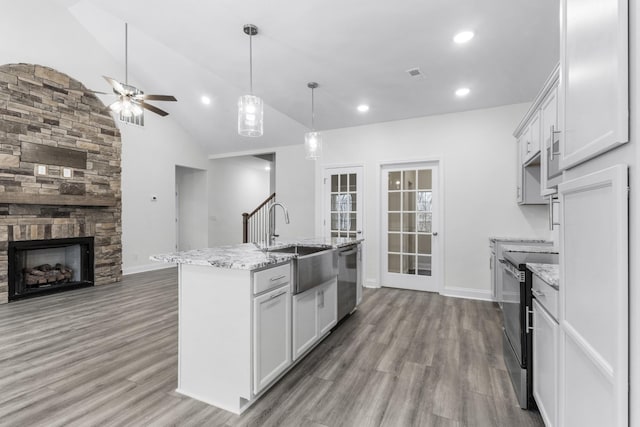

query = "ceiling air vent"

[{"left": 406, "top": 67, "right": 426, "bottom": 80}]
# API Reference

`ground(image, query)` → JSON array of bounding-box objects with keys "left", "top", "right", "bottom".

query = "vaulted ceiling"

[{"left": 59, "top": 0, "right": 559, "bottom": 155}]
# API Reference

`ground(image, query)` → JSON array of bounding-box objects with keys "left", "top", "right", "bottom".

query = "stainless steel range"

[{"left": 501, "top": 249, "right": 558, "bottom": 409}]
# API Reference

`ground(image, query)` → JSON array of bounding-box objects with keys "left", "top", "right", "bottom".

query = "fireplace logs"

[{"left": 23, "top": 264, "right": 73, "bottom": 286}]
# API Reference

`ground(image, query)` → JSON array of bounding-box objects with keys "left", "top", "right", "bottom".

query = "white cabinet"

[
  {"left": 533, "top": 290, "right": 559, "bottom": 427},
  {"left": 514, "top": 67, "right": 559, "bottom": 205},
  {"left": 540, "top": 86, "right": 562, "bottom": 195},
  {"left": 293, "top": 278, "right": 337, "bottom": 360},
  {"left": 558, "top": 0, "right": 628, "bottom": 170},
  {"left": 253, "top": 283, "right": 291, "bottom": 395},
  {"left": 558, "top": 165, "right": 628, "bottom": 427}
]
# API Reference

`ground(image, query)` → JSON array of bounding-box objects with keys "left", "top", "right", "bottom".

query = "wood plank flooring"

[{"left": 0, "top": 268, "right": 543, "bottom": 426}]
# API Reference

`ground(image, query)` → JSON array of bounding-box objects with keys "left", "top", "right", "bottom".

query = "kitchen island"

[{"left": 151, "top": 237, "right": 361, "bottom": 414}]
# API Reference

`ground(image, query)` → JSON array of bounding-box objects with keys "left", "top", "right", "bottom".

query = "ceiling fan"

[{"left": 103, "top": 23, "right": 177, "bottom": 118}]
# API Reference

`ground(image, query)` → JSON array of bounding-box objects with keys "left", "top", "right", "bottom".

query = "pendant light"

[
  {"left": 304, "top": 82, "right": 322, "bottom": 160},
  {"left": 238, "top": 24, "right": 263, "bottom": 137}
]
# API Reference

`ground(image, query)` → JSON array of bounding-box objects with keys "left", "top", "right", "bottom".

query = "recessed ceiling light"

[
  {"left": 265, "top": 165, "right": 271, "bottom": 171},
  {"left": 357, "top": 104, "right": 370, "bottom": 113},
  {"left": 201, "top": 95, "right": 211, "bottom": 105},
  {"left": 455, "top": 87, "right": 471, "bottom": 97},
  {"left": 453, "top": 31, "right": 475, "bottom": 44}
]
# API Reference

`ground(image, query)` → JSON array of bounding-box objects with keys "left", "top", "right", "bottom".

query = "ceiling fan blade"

[
  {"left": 86, "top": 89, "right": 110, "bottom": 95},
  {"left": 140, "top": 101, "right": 169, "bottom": 117},
  {"left": 103, "top": 76, "right": 126, "bottom": 95},
  {"left": 136, "top": 94, "right": 177, "bottom": 102}
]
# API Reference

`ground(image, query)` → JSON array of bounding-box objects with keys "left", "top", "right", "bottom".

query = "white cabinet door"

[
  {"left": 292, "top": 288, "right": 318, "bottom": 360},
  {"left": 558, "top": 165, "right": 628, "bottom": 427},
  {"left": 533, "top": 300, "right": 558, "bottom": 427},
  {"left": 524, "top": 114, "right": 541, "bottom": 164},
  {"left": 558, "top": 0, "right": 628, "bottom": 170},
  {"left": 540, "top": 86, "right": 560, "bottom": 195},
  {"left": 317, "top": 279, "right": 337, "bottom": 336},
  {"left": 253, "top": 284, "right": 291, "bottom": 395}
]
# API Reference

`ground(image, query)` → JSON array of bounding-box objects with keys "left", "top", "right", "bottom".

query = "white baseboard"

[
  {"left": 123, "top": 262, "right": 176, "bottom": 276},
  {"left": 364, "top": 278, "right": 380, "bottom": 288},
  {"left": 440, "top": 286, "right": 494, "bottom": 302}
]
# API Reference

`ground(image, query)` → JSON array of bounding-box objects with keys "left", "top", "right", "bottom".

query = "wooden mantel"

[{"left": 0, "top": 193, "right": 117, "bottom": 207}]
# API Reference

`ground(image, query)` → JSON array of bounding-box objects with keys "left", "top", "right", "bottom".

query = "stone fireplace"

[{"left": 0, "top": 63, "right": 122, "bottom": 303}]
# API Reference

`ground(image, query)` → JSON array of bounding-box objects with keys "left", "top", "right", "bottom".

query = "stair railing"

[{"left": 242, "top": 192, "right": 276, "bottom": 243}]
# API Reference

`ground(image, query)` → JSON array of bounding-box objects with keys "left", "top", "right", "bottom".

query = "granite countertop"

[
  {"left": 501, "top": 244, "right": 559, "bottom": 254},
  {"left": 489, "top": 237, "right": 552, "bottom": 244},
  {"left": 527, "top": 263, "right": 559, "bottom": 289},
  {"left": 150, "top": 237, "right": 363, "bottom": 270}
]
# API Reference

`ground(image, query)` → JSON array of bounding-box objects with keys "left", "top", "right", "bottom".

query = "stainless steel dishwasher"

[{"left": 337, "top": 244, "right": 358, "bottom": 322}]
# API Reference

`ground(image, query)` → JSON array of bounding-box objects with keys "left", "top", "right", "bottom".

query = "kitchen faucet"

[{"left": 268, "top": 202, "right": 290, "bottom": 246}]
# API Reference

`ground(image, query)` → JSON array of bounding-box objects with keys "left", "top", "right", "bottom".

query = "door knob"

[
  {"left": 356, "top": 230, "right": 362, "bottom": 234},
  {"left": 432, "top": 232, "right": 438, "bottom": 236}
]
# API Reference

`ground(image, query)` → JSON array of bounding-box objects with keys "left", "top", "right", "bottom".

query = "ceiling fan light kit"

[
  {"left": 238, "top": 24, "right": 264, "bottom": 137},
  {"left": 304, "top": 82, "right": 322, "bottom": 160},
  {"left": 103, "top": 23, "right": 177, "bottom": 121}
]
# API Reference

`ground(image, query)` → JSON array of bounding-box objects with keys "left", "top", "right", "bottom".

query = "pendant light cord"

[
  {"left": 311, "top": 87, "right": 315, "bottom": 130},
  {"left": 249, "top": 33, "right": 253, "bottom": 94}
]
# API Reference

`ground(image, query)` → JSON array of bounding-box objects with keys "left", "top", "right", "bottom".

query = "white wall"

[
  {"left": 0, "top": 1, "right": 209, "bottom": 275},
  {"left": 315, "top": 103, "right": 552, "bottom": 297},
  {"left": 208, "top": 144, "right": 317, "bottom": 243},
  {"left": 208, "top": 156, "right": 272, "bottom": 246},
  {"left": 176, "top": 166, "right": 208, "bottom": 251}
]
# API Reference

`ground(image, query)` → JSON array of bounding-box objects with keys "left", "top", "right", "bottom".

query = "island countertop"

[
  {"left": 527, "top": 263, "right": 559, "bottom": 289},
  {"left": 150, "top": 237, "right": 363, "bottom": 270}
]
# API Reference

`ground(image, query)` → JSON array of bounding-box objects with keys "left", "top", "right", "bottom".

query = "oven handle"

[{"left": 501, "top": 260, "right": 524, "bottom": 282}]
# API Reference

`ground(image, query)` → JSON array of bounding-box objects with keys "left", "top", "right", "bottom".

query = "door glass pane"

[
  {"left": 331, "top": 175, "right": 339, "bottom": 192},
  {"left": 403, "top": 191, "right": 416, "bottom": 211},
  {"left": 388, "top": 192, "right": 401, "bottom": 211},
  {"left": 349, "top": 213, "right": 357, "bottom": 231},
  {"left": 418, "top": 212, "right": 432, "bottom": 233},
  {"left": 340, "top": 174, "right": 348, "bottom": 192},
  {"left": 417, "top": 191, "right": 432, "bottom": 212},
  {"left": 349, "top": 174, "right": 357, "bottom": 192},
  {"left": 388, "top": 233, "right": 401, "bottom": 252},
  {"left": 388, "top": 254, "right": 401, "bottom": 273},
  {"left": 418, "top": 234, "right": 431, "bottom": 255},
  {"left": 389, "top": 172, "right": 401, "bottom": 190},
  {"left": 402, "top": 213, "right": 415, "bottom": 232},
  {"left": 403, "top": 170, "right": 416, "bottom": 190},
  {"left": 330, "top": 194, "right": 338, "bottom": 211},
  {"left": 389, "top": 213, "right": 401, "bottom": 232},
  {"left": 402, "top": 255, "right": 416, "bottom": 274},
  {"left": 418, "top": 170, "right": 432, "bottom": 190},
  {"left": 331, "top": 213, "right": 339, "bottom": 230},
  {"left": 350, "top": 193, "right": 357, "bottom": 211},
  {"left": 402, "top": 233, "right": 415, "bottom": 253},
  {"left": 417, "top": 255, "right": 432, "bottom": 276}
]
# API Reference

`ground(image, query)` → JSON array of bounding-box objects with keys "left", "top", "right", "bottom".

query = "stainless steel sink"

[{"left": 267, "top": 245, "right": 337, "bottom": 294}]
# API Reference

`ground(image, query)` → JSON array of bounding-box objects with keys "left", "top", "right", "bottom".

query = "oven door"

[{"left": 501, "top": 260, "right": 524, "bottom": 365}]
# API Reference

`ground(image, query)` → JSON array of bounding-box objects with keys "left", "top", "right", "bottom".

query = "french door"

[
  {"left": 323, "top": 167, "right": 363, "bottom": 240},
  {"left": 381, "top": 162, "right": 440, "bottom": 292}
]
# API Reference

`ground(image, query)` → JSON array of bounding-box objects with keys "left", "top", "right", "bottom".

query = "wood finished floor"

[{"left": 0, "top": 268, "right": 543, "bottom": 427}]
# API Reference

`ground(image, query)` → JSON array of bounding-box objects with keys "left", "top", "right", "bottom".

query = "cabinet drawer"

[
  {"left": 253, "top": 263, "right": 290, "bottom": 295},
  {"left": 532, "top": 275, "right": 559, "bottom": 321}
]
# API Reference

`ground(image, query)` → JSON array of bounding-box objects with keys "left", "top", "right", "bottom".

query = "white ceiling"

[{"left": 60, "top": 0, "right": 559, "bottom": 155}]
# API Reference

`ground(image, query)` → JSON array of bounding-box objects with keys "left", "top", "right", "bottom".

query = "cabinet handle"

[
  {"left": 532, "top": 289, "right": 545, "bottom": 298},
  {"left": 526, "top": 306, "right": 534, "bottom": 333},
  {"left": 270, "top": 275, "right": 286, "bottom": 282},
  {"left": 269, "top": 290, "right": 287, "bottom": 299},
  {"left": 550, "top": 125, "right": 561, "bottom": 160}
]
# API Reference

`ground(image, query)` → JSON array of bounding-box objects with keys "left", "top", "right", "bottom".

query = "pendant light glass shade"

[
  {"left": 238, "top": 94, "right": 263, "bottom": 137},
  {"left": 304, "top": 82, "right": 322, "bottom": 160},
  {"left": 304, "top": 131, "right": 322, "bottom": 159},
  {"left": 238, "top": 24, "right": 263, "bottom": 137}
]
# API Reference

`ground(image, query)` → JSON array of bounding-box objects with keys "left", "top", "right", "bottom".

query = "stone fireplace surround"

[{"left": 0, "top": 64, "right": 122, "bottom": 304}]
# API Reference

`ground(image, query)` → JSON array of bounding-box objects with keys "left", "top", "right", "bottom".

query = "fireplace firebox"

[{"left": 8, "top": 237, "right": 94, "bottom": 301}]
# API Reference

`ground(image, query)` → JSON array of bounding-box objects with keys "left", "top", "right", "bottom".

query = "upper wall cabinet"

[{"left": 558, "top": 0, "right": 629, "bottom": 170}]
